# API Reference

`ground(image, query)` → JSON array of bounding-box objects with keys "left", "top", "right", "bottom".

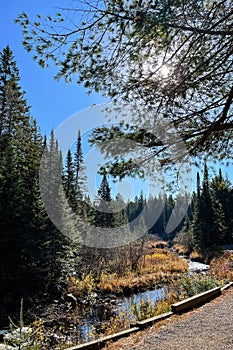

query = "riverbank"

[
  {"left": 102, "top": 286, "right": 233, "bottom": 350},
  {"left": 1, "top": 247, "right": 232, "bottom": 349},
  {"left": 68, "top": 246, "right": 189, "bottom": 297}
]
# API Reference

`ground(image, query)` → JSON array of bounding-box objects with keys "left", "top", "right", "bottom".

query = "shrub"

[
  {"left": 68, "top": 273, "right": 96, "bottom": 297},
  {"left": 176, "top": 275, "right": 219, "bottom": 298},
  {"left": 131, "top": 297, "right": 171, "bottom": 322}
]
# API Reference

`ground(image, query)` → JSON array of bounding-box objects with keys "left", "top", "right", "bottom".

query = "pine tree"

[
  {"left": 191, "top": 163, "right": 226, "bottom": 250},
  {"left": 63, "top": 149, "right": 77, "bottom": 210},
  {"left": 94, "top": 172, "right": 114, "bottom": 227},
  {"left": 74, "top": 130, "right": 88, "bottom": 199},
  {"left": 192, "top": 172, "right": 204, "bottom": 249},
  {"left": 0, "top": 47, "right": 48, "bottom": 318},
  {"left": 39, "top": 131, "right": 82, "bottom": 296}
]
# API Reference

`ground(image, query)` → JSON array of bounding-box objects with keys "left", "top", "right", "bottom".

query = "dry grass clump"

[
  {"left": 97, "top": 249, "right": 188, "bottom": 293},
  {"left": 89, "top": 310, "right": 131, "bottom": 340},
  {"left": 173, "top": 244, "right": 190, "bottom": 256},
  {"left": 146, "top": 240, "right": 169, "bottom": 250},
  {"left": 131, "top": 296, "right": 175, "bottom": 322},
  {"left": 68, "top": 244, "right": 188, "bottom": 296},
  {"left": 139, "top": 250, "right": 188, "bottom": 274},
  {"left": 189, "top": 251, "right": 204, "bottom": 262},
  {"left": 210, "top": 251, "right": 233, "bottom": 282}
]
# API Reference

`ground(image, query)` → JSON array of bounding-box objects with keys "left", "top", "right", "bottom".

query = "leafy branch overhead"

[{"left": 16, "top": 0, "right": 233, "bottom": 172}]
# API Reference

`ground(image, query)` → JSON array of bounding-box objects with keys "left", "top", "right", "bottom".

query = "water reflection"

[{"left": 78, "top": 287, "right": 165, "bottom": 341}]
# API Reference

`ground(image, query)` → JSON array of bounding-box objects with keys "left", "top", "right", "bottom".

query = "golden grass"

[
  {"left": 146, "top": 240, "right": 169, "bottom": 249},
  {"left": 68, "top": 246, "right": 188, "bottom": 296},
  {"left": 97, "top": 249, "right": 188, "bottom": 293},
  {"left": 173, "top": 244, "right": 190, "bottom": 256},
  {"left": 189, "top": 250, "right": 204, "bottom": 261},
  {"left": 210, "top": 251, "right": 233, "bottom": 282}
]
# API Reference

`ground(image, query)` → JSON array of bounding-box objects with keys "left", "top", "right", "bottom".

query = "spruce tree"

[
  {"left": 74, "top": 129, "right": 88, "bottom": 199},
  {"left": 0, "top": 46, "right": 30, "bottom": 138},
  {"left": 63, "top": 149, "right": 77, "bottom": 210},
  {"left": 192, "top": 172, "right": 205, "bottom": 249},
  {"left": 191, "top": 163, "right": 226, "bottom": 250},
  {"left": 0, "top": 47, "right": 48, "bottom": 320},
  {"left": 201, "top": 162, "right": 221, "bottom": 247},
  {"left": 39, "top": 131, "right": 81, "bottom": 296},
  {"left": 113, "top": 193, "right": 129, "bottom": 227},
  {"left": 210, "top": 169, "right": 230, "bottom": 244},
  {"left": 94, "top": 172, "right": 113, "bottom": 227}
]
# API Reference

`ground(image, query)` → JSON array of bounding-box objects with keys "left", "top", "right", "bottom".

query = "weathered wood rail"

[{"left": 171, "top": 287, "right": 221, "bottom": 314}]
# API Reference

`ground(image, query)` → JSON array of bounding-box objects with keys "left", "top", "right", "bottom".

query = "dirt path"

[{"left": 104, "top": 287, "right": 233, "bottom": 350}]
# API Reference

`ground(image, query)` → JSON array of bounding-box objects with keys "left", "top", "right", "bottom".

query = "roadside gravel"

[{"left": 104, "top": 287, "right": 233, "bottom": 350}]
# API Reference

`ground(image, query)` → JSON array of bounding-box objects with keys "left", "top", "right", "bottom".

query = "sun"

[{"left": 160, "top": 64, "right": 170, "bottom": 78}]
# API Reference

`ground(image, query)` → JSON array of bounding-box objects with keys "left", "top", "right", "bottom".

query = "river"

[
  {"left": 0, "top": 259, "right": 210, "bottom": 346},
  {"left": 79, "top": 286, "right": 165, "bottom": 342},
  {"left": 78, "top": 259, "right": 209, "bottom": 342}
]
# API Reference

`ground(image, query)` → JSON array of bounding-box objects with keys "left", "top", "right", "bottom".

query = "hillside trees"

[
  {"left": 0, "top": 46, "right": 45, "bottom": 295},
  {"left": 211, "top": 169, "right": 233, "bottom": 244},
  {"left": 191, "top": 164, "right": 228, "bottom": 250},
  {"left": 0, "top": 46, "right": 47, "bottom": 313},
  {"left": 17, "top": 1, "right": 233, "bottom": 176},
  {"left": 0, "top": 47, "right": 81, "bottom": 323},
  {"left": 39, "top": 131, "right": 82, "bottom": 295}
]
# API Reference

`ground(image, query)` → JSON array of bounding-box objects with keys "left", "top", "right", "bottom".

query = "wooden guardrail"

[
  {"left": 171, "top": 286, "right": 221, "bottom": 314},
  {"left": 64, "top": 327, "right": 139, "bottom": 350},
  {"left": 134, "top": 311, "right": 173, "bottom": 329}
]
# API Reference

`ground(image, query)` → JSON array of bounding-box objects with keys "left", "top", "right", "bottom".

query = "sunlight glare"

[{"left": 160, "top": 64, "right": 170, "bottom": 78}]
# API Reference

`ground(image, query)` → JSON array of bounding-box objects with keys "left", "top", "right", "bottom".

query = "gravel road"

[{"left": 104, "top": 287, "right": 233, "bottom": 350}]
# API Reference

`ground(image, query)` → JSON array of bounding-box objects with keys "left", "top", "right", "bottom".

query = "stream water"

[
  {"left": 0, "top": 259, "right": 210, "bottom": 345},
  {"left": 78, "top": 259, "right": 210, "bottom": 342},
  {"left": 188, "top": 259, "right": 210, "bottom": 273},
  {"left": 79, "top": 286, "right": 165, "bottom": 342}
]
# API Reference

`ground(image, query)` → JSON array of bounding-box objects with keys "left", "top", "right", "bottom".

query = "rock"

[{"left": 64, "top": 293, "right": 77, "bottom": 309}]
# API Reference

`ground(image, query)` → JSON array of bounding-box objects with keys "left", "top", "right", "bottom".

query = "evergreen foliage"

[
  {"left": 39, "top": 131, "right": 82, "bottom": 296},
  {"left": 63, "top": 149, "right": 77, "bottom": 210},
  {"left": 0, "top": 46, "right": 46, "bottom": 309},
  {"left": 74, "top": 130, "right": 88, "bottom": 199},
  {"left": 191, "top": 163, "right": 230, "bottom": 250},
  {"left": 94, "top": 172, "right": 114, "bottom": 228},
  {"left": 17, "top": 2, "right": 233, "bottom": 168},
  {"left": 0, "top": 47, "right": 81, "bottom": 325}
]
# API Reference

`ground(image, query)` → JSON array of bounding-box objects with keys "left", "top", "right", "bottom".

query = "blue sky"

[{"left": 0, "top": 0, "right": 104, "bottom": 135}]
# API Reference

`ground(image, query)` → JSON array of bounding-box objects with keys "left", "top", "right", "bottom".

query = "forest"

[{"left": 0, "top": 45, "right": 233, "bottom": 336}]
